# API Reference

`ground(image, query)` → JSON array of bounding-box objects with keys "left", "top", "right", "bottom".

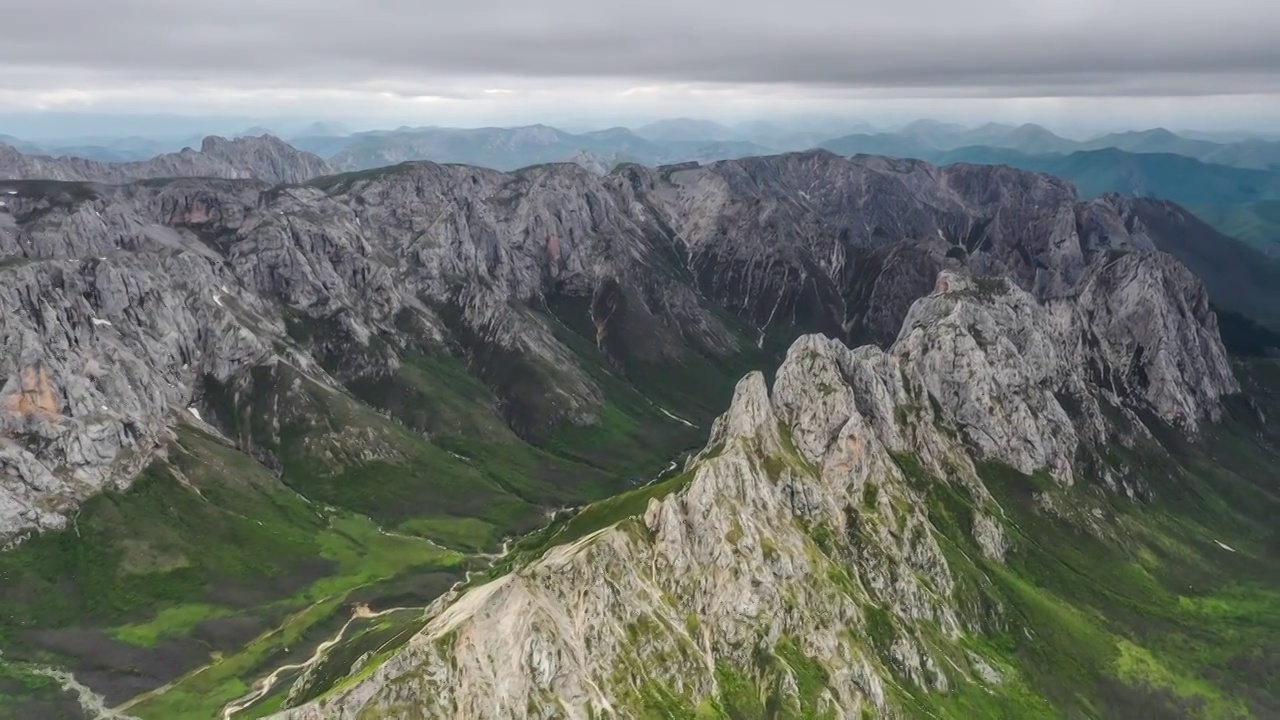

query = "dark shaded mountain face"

[
  {"left": 820, "top": 142, "right": 1280, "bottom": 264},
  {"left": 1188, "top": 200, "right": 1280, "bottom": 257},
  {"left": 932, "top": 147, "right": 1280, "bottom": 207},
  {"left": 0, "top": 152, "right": 1276, "bottom": 718},
  {"left": 643, "top": 152, "right": 1280, "bottom": 346},
  {"left": 0, "top": 135, "right": 335, "bottom": 185},
  {"left": 1091, "top": 194, "right": 1280, "bottom": 330}
]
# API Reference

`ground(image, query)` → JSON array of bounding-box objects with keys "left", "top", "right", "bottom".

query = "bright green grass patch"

[
  {"left": 1114, "top": 639, "right": 1250, "bottom": 718},
  {"left": 1176, "top": 585, "right": 1280, "bottom": 625},
  {"left": 126, "top": 597, "right": 347, "bottom": 719},
  {"left": 773, "top": 638, "right": 837, "bottom": 719},
  {"left": 265, "top": 610, "right": 432, "bottom": 712},
  {"left": 119, "top": 483, "right": 463, "bottom": 718},
  {"left": 0, "top": 423, "right": 466, "bottom": 720},
  {"left": 397, "top": 516, "right": 498, "bottom": 552},
  {"left": 111, "top": 604, "right": 234, "bottom": 647}
]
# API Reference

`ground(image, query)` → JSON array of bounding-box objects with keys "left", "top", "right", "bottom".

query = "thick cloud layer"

[{"left": 2, "top": 0, "right": 1278, "bottom": 123}]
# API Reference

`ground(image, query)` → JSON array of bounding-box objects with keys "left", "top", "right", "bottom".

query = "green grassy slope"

[
  {"left": 1188, "top": 202, "right": 1280, "bottom": 257},
  {"left": 0, "top": 424, "right": 465, "bottom": 720}
]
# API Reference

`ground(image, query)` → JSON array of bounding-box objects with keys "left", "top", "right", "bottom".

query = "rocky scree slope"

[
  {"left": 0, "top": 135, "right": 334, "bottom": 185},
  {"left": 274, "top": 261, "right": 1275, "bottom": 719}
]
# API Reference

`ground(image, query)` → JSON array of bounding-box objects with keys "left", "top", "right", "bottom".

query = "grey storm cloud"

[{"left": 2, "top": 0, "right": 1279, "bottom": 96}]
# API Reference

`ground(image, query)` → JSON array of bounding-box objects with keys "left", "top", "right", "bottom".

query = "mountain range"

[
  {"left": 0, "top": 148, "right": 1277, "bottom": 718},
  {"left": 822, "top": 121, "right": 1280, "bottom": 171},
  {"left": 5, "top": 120, "right": 1279, "bottom": 259},
  {"left": 7, "top": 117, "right": 1277, "bottom": 171},
  {"left": 0, "top": 135, "right": 333, "bottom": 186}
]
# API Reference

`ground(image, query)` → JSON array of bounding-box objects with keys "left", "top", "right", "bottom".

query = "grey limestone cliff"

[{"left": 0, "top": 152, "right": 1247, "bottom": 545}]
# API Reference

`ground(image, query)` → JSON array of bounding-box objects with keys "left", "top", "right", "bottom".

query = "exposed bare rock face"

[
  {"left": 0, "top": 135, "right": 334, "bottom": 185},
  {"left": 273, "top": 253, "right": 1240, "bottom": 719},
  {"left": 0, "top": 152, "right": 1246, "bottom": 545},
  {"left": 0, "top": 163, "right": 742, "bottom": 539},
  {"left": 637, "top": 151, "right": 1272, "bottom": 348}
]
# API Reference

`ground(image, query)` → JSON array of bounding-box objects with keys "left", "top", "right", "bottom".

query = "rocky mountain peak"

[
  {"left": 567, "top": 149, "right": 611, "bottom": 176},
  {"left": 706, "top": 371, "right": 779, "bottom": 447},
  {"left": 273, "top": 246, "right": 1247, "bottom": 717}
]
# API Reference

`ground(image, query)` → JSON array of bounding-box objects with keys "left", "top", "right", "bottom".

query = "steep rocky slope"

[
  {"left": 0, "top": 152, "right": 1275, "bottom": 717},
  {"left": 0, "top": 165, "right": 752, "bottom": 543},
  {"left": 2, "top": 153, "right": 1259, "bottom": 544},
  {"left": 0, "top": 135, "right": 334, "bottom": 185},
  {"left": 638, "top": 151, "right": 1280, "bottom": 348},
  {"left": 275, "top": 264, "right": 1276, "bottom": 720}
]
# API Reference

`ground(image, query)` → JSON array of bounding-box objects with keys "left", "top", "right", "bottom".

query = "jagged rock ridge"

[
  {"left": 0, "top": 152, "right": 1250, "bottom": 543},
  {"left": 274, "top": 255, "right": 1244, "bottom": 719}
]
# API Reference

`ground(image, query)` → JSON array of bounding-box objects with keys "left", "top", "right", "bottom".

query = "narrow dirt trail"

[
  {"left": 219, "top": 605, "right": 419, "bottom": 720},
  {"left": 215, "top": 451, "right": 684, "bottom": 718}
]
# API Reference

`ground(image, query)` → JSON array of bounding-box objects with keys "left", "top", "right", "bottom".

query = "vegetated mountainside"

[
  {"left": 0, "top": 151, "right": 1276, "bottom": 717},
  {"left": 1082, "top": 129, "right": 1280, "bottom": 171},
  {"left": 822, "top": 122, "right": 1078, "bottom": 157},
  {"left": 930, "top": 147, "right": 1280, "bottom": 207},
  {"left": 1188, "top": 200, "right": 1280, "bottom": 257},
  {"left": 275, "top": 263, "right": 1279, "bottom": 720},
  {"left": 0, "top": 135, "right": 334, "bottom": 185},
  {"left": 821, "top": 125, "right": 1280, "bottom": 171}
]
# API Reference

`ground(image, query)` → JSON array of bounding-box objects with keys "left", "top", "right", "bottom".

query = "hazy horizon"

[
  {"left": 3, "top": 0, "right": 1278, "bottom": 137},
  {"left": 1, "top": 111, "right": 1276, "bottom": 147}
]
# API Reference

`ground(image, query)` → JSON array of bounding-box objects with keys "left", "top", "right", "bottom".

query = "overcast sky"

[{"left": 2, "top": 0, "right": 1279, "bottom": 132}]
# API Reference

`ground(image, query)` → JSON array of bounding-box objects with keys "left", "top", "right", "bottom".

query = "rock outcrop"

[
  {"left": 0, "top": 135, "right": 334, "bottom": 185},
  {"left": 273, "top": 251, "right": 1239, "bottom": 719}
]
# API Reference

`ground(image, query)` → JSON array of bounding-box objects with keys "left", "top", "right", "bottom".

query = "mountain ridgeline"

[
  {"left": 820, "top": 121, "right": 1280, "bottom": 171},
  {"left": 0, "top": 150, "right": 1276, "bottom": 718},
  {"left": 4, "top": 123, "right": 1280, "bottom": 259},
  {"left": 0, "top": 135, "right": 335, "bottom": 185}
]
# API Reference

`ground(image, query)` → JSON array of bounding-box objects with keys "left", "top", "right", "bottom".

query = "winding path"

[
  {"left": 219, "top": 605, "right": 418, "bottom": 720},
  {"left": 217, "top": 452, "right": 682, "bottom": 717}
]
